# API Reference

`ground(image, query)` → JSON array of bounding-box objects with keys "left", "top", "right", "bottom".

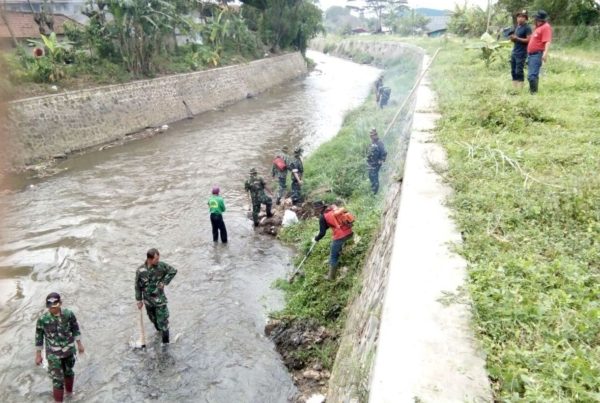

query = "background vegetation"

[{"left": 2, "top": 0, "right": 323, "bottom": 94}]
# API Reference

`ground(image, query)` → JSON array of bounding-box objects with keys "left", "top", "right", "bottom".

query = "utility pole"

[{"left": 486, "top": 0, "right": 493, "bottom": 33}]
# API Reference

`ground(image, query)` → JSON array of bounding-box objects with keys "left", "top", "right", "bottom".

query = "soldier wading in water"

[
  {"left": 135, "top": 248, "right": 177, "bottom": 344},
  {"left": 35, "top": 292, "right": 85, "bottom": 402},
  {"left": 245, "top": 167, "right": 274, "bottom": 227}
]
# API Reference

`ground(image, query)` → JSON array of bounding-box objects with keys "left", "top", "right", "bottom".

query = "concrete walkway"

[{"left": 369, "top": 58, "right": 492, "bottom": 403}]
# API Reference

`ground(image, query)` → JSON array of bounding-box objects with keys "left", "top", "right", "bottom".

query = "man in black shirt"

[{"left": 510, "top": 10, "right": 532, "bottom": 89}]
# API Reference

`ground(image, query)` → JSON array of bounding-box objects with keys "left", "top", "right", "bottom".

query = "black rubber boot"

[
  {"left": 162, "top": 330, "right": 170, "bottom": 344},
  {"left": 266, "top": 204, "right": 273, "bottom": 218},
  {"left": 327, "top": 266, "right": 337, "bottom": 281},
  {"left": 529, "top": 79, "right": 538, "bottom": 94}
]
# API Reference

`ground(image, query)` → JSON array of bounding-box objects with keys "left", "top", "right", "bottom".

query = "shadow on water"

[{"left": 0, "top": 51, "right": 381, "bottom": 402}]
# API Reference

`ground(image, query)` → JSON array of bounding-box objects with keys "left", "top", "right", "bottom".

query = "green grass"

[
  {"left": 273, "top": 47, "right": 419, "bottom": 369},
  {"left": 312, "top": 35, "right": 599, "bottom": 400},
  {"left": 408, "top": 37, "right": 599, "bottom": 401}
]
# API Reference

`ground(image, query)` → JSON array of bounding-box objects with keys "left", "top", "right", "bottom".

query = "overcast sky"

[{"left": 318, "top": 0, "right": 493, "bottom": 12}]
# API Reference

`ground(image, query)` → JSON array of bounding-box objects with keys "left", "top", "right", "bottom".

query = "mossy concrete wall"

[
  {"left": 6, "top": 53, "right": 307, "bottom": 168},
  {"left": 314, "top": 39, "right": 424, "bottom": 403}
]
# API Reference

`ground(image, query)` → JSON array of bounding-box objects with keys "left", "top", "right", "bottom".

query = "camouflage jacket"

[
  {"left": 245, "top": 176, "right": 268, "bottom": 198},
  {"left": 135, "top": 261, "right": 177, "bottom": 307},
  {"left": 35, "top": 308, "right": 81, "bottom": 358},
  {"left": 272, "top": 153, "right": 291, "bottom": 179},
  {"left": 288, "top": 157, "right": 304, "bottom": 182},
  {"left": 367, "top": 139, "right": 387, "bottom": 167}
]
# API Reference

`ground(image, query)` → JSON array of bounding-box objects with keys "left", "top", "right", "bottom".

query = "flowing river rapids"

[{"left": 0, "top": 51, "right": 380, "bottom": 402}]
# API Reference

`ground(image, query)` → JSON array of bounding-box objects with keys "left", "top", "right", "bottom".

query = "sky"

[{"left": 318, "top": 0, "right": 493, "bottom": 12}]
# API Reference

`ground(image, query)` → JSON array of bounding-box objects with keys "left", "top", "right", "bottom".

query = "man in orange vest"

[{"left": 313, "top": 202, "right": 354, "bottom": 280}]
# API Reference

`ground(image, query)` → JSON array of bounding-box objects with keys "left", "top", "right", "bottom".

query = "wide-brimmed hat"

[
  {"left": 533, "top": 10, "right": 548, "bottom": 21},
  {"left": 46, "top": 292, "right": 61, "bottom": 308}
]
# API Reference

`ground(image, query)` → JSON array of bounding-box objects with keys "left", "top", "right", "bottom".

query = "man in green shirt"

[
  {"left": 135, "top": 248, "right": 177, "bottom": 344},
  {"left": 208, "top": 187, "right": 227, "bottom": 243},
  {"left": 35, "top": 292, "right": 85, "bottom": 402}
]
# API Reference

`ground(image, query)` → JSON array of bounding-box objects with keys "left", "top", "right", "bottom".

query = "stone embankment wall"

[
  {"left": 7, "top": 53, "right": 307, "bottom": 168},
  {"left": 312, "top": 39, "right": 424, "bottom": 403}
]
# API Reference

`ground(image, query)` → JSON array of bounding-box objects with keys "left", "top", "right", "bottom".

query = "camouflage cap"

[
  {"left": 46, "top": 292, "right": 61, "bottom": 308},
  {"left": 369, "top": 128, "right": 378, "bottom": 136},
  {"left": 249, "top": 168, "right": 257, "bottom": 175},
  {"left": 294, "top": 146, "right": 303, "bottom": 155}
]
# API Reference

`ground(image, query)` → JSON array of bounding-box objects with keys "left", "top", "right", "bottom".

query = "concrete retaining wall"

[
  {"left": 6, "top": 53, "right": 307, "bottom": 167},
  {"left": 321, "top": 40, "right": 491, "bottom": 403},
  {"left": 321, "top": 39, "right": 423, "bottom": 403}
]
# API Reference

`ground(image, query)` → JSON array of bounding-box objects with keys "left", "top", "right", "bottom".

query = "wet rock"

[
  {"left": 302, "top": 370, "right": 321, "bottom": 380},
  {"left": 264, "top": 319, "right": 282, "bottom": 337},
  {"left": 312, "top": 362, "right": 323, "bottom": 371}
]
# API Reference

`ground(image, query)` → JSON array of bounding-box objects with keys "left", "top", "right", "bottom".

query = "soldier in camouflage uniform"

[
  {"left": 245, "top": 168, "right": 274, "bottom": 226},
  {"left": 367, "top": 128, "right": 387, "bottom": 194},
  {"left": 35, "top": 292, "right": 84, "bottom": 402},
  {"left": 272, "top": 145, "right": 291, "bottom": 205},
  {"left": 135, "top": 248, "right": 177, "bottom": 344},
  {"left": 288, "top": 147, "right": 304, "bottom": 205}
]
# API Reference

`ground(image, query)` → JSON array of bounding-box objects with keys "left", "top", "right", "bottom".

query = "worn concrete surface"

[{"left": 368, "top": 59, "right": 492, "bottom": 403}]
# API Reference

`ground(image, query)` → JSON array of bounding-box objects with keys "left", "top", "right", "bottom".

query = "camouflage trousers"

[
  {"left": 47, "top": 354, "right": 75, "bottom": 389},
  {"left": 291, "top": 180, "right": 302, "bottom": 204},
  {"left": 251, "top": 194, "right": 273, "bottom": 225},
  {"left": 276, "top": 176, "right": 287, "bottom": 201},
  {"left": 145, "top": 304, "right": 169, "bottom": 332}
]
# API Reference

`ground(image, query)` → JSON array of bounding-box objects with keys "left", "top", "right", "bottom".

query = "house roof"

[
  {"left": 0, "top": 11, "right": 80, "bottom": 39},
  {"left": 425, "top": 16, "right": 450, "bottom": 33}
]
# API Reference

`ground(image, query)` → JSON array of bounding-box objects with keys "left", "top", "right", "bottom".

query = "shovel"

[
  {"left": 288, "top": 241, "right": 317, "bottom": 283},
  {"left": 134, "top": 306, "right": 146, "bottom": 350}
]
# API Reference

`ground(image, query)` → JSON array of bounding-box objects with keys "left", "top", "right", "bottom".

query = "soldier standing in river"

[
  {"left": 35, "top": 292, "right": 85, "bottom": 403},
  {"left": 272, "top": 145, "right": 291, "bottom": 205},
  {"left": 367, "top": 128, "right": 387, "bottom": 194},
  {"left": 245, "top": 168, "right": 274, "bottom": 226},
  {"left": 288, "top": 147, "right": 304, "bottom": 205},
  {"left": 135, "top": 248, "right": 177, "bottom": 344}
]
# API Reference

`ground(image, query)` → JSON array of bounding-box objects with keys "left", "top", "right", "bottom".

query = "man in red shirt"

[{"left": 527, "top": 10, "right": 553, "bottom": 94}]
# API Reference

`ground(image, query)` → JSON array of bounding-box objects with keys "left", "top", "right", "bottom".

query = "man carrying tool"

[
  {"left": 313, "top": 202, "right": 355, "bottom": 280},
  {"left": 208, "top": 186, "right": 227, "bottom": 243},
  {"left": 288, "top": 147, "right": 304, "bottom": 205},
  {"left": 367, "top": 128, "right": 387, "bottom": 194},
  {"left": 35, "top": 292, "right": 85, "bottom": 402},
  {"left": 272, "top": 145, "right": 291, "bottom": 205},
  {"left": 245, "top": 168, "right": 274, "bottom": 227},
  {"left": 135, "top": 248, "right": 177, "bottom": 344}
]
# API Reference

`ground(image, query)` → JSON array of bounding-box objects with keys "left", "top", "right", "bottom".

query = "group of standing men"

[
  {"left": 509, "top": 9, "right": 553, "bottom": 94},
  {"left": 245, "top": 145, "right": 304, "bottom": 227}
]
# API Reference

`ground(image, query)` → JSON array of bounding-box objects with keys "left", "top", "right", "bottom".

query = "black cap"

[
  {"left": 46, "top": 292, "right": 61, "bottom": 308},
  {"left": 533, "top": 10, "right": 548, "bottom": 21},
  {"left": 516, "top": 9, "right": 528, "bottom": 18}
]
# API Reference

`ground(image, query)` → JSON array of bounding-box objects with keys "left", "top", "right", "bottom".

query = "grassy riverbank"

[
  {"left": 273, "top": 52, "right": 419, "bottom": 369},
  {"left": 410, "top": 37, "right": 599, "bottom": 401}
]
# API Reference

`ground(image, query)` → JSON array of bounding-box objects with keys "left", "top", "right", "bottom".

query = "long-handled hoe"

[{"left": 288, "top": 241, "right": 317, "bottom": 283}]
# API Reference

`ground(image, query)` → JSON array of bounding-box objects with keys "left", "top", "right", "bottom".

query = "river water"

[{"left": 0, "top": 51, "right": 380, "bottom": 402}]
